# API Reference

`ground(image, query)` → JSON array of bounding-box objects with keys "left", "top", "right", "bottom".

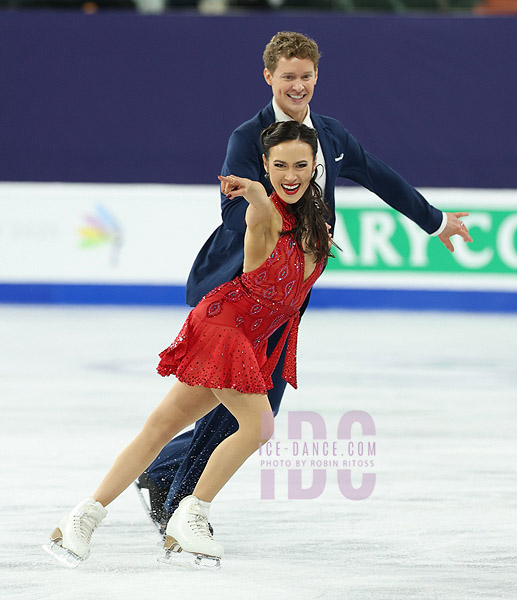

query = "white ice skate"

[
  {"left": 161, "top": 495, "right": 223, "bottom": 569},
  {"left": 43, "top": 497, "right": 107, "bottom": 568}
]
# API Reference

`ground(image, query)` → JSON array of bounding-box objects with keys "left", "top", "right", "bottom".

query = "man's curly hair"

[{"left": 263, "top": 31, "right": 321, "bottom": 74}]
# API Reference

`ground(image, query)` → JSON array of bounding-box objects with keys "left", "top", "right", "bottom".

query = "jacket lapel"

[
  {"left": 311, "top": 112, "right": 337, "bottom": 206},
  {"left": 259, "top": 102, "right": 276, "bottom": 128}
]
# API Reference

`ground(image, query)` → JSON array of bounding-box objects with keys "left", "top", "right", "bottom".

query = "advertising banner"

[
  {"left": 325, "top": 188, "right": 517, "bottom": 292},
  {"left": 0, "top": 183, "right": 220, "bottom": 284}
]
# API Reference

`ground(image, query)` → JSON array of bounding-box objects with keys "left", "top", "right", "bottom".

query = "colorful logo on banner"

[
  {"left": 78, "top": 204, "right": 123, "bottom": 267},
  {"left": 259, "top": 411, "right": 376, "bottom": 500},
  {"left": 327, "top": 208, "right": 517, "bottom": 273}
]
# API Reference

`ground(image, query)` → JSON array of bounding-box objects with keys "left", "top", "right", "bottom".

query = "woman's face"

[{"left": 263, "top": 139, "right": 316, "bottom": 204}]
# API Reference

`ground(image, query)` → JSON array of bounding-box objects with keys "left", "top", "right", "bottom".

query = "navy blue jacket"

[{"left": 186, "top": 102, "right": 442, "bottom": 306}]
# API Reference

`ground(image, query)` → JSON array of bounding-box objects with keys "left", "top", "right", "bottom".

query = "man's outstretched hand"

[{"left": 438, "top": 212, "right": 473, "bottom": 253}]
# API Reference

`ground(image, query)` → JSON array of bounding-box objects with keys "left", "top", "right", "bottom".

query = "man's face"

[{"left": 264, "top": 56, "right": 318, "bottom": 122}]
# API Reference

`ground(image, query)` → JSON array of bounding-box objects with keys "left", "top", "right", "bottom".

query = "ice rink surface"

[{"left": 1, "top": 304, "right": 516, "bottom": 600}]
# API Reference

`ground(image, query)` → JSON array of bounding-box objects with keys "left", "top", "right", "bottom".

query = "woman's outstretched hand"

[
  {"left": 218, "top": 175, "right": 267, "bottom": 204},
  {"left": 218, "top": 174, "right": 252, "bottom": 199},
  {"left": 219, "top": 175, "right": 270, "bottom": 228}
]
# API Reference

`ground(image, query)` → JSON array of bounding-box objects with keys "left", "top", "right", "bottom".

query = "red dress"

[{"left": 157, "top": 192, "right": 326, "bottom": 395}]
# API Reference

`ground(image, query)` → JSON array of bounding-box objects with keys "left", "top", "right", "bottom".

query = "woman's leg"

[
  {"left": 192, "top": 388, "right": 274, "bottom": 502},
  {"left": 93, "top": 381, "right": 220, "bottom": 507}
]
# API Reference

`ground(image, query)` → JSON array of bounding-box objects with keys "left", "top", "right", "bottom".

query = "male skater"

[{"left": 136, "top": 31, "right": 471, "bottom": 529}]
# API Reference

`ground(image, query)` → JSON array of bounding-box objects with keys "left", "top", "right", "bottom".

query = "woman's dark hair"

[{"left": 260, "top": 121, "right": 336, "bottom": 263}]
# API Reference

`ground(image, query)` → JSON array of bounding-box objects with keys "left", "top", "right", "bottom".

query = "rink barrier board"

[
  {"left": 1, "top": 184, "right": 516, "bottom": 312},
  {"left": 1, "top": 283, "right": 516, "bottom": 313}
]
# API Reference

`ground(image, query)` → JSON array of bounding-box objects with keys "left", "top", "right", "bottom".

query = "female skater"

[{"left": 44, "top": 121, "right": 335, "bottom": 569}]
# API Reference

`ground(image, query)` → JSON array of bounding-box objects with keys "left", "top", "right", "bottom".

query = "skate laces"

[
  {"left": 187, "top": 514, "right": 213, "bottom": 540},
  {"left": 73, "top": 506, "right": 102, "bottom": 543}
]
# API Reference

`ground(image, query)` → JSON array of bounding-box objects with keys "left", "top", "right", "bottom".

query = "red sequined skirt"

[{"left": 156, "top": 280, "right": 284, "bottom": 394}]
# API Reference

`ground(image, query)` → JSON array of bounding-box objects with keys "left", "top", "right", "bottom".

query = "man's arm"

[
  {"left": 219, "top": 128, "right": 267, "bottom": 234},
  {"left": 338, "top": 130, "right": 442, "bottom": 234},
  {"left": 336, "top": 126, "right": 472, "bottom": 250}
]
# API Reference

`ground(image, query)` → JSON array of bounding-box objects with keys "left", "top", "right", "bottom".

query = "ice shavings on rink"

[{"left": 1, "top": 305, "right": 516, "bottom": 600}]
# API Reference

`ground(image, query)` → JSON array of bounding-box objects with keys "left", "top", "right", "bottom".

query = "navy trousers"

[{"left": 147, "top": 294, "right": 310, "bottom": 514}]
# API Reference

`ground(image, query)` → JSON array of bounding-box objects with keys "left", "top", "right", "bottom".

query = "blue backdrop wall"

[{"left": 1, "top": 13, "right": 516, "bottom": 188}]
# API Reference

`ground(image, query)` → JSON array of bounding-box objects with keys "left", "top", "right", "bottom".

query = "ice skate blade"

[
  {"left": 160, "top": 538, "right": 221, "bottom": 570},
  {"left": 159, "top": 549, "right": 222, "bottom": 570},
  {"left": 42, "top": 540, "right": 83, "bottom": 569},
  {"left": 133, "top": 481, "right": 163, "bottom": 539},
  {"left": 193, "top": 553, "right": 221, "bottom": 570}
]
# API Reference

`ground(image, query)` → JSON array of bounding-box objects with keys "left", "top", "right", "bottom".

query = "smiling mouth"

[
  {"left": 287, "top": 93, "right": 306, "bottom": 101},
  {"left": 281, "top": 183, "right": 301, "bottom": 195}
]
